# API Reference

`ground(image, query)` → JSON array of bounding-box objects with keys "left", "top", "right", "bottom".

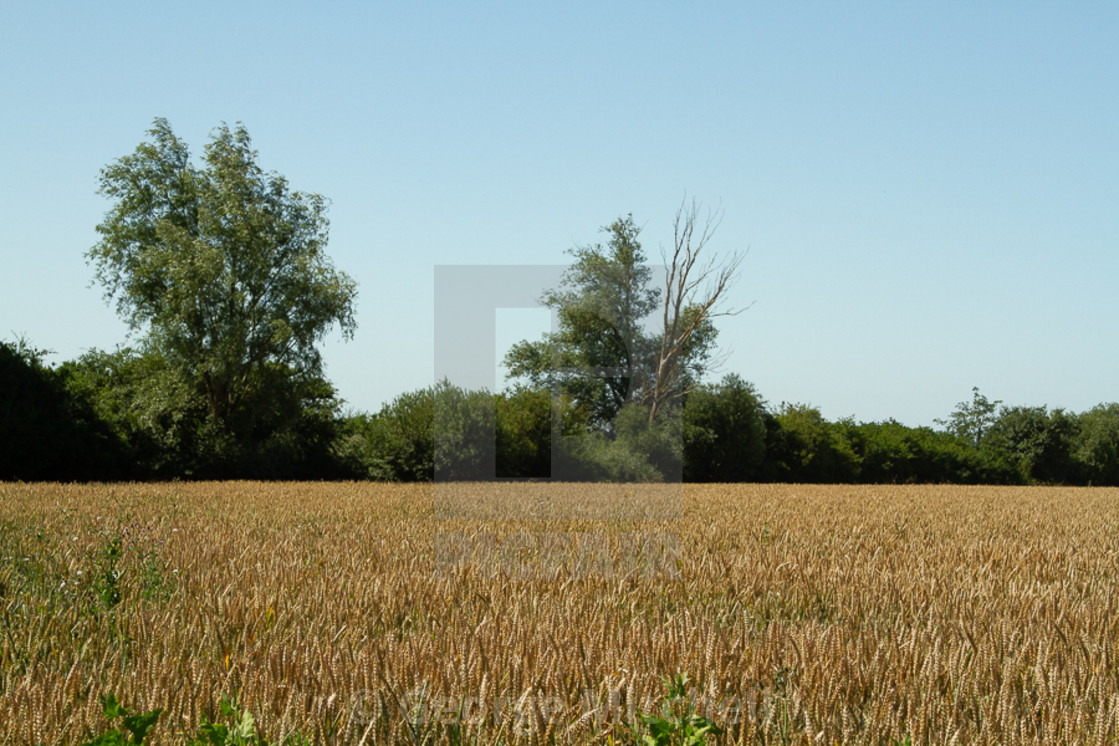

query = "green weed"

[
  {"left": 191, "top": 694, "right": 311, "bottom": 746},
  {"left": 625, "top": 673, "right": 723, "bottom": 746},
  {"left": 79, "top": 693, "right": 162, "bottom": 746}
]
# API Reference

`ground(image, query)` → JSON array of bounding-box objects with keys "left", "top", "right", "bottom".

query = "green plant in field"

[
  {"left": 768, "top": 665, "right": 798, "bottom": 746},
  {"left": 190, "top": 694, "right": 310, "bottom": 746},
  {"left": 86, "top": 502, "right": 177, "bottom": 609},
  {"left": 80, "top": 693, "right": 162, "bottom": 746},
  {"left": 125, "top": 520, "right": 176, "bottom": 602},
  {"left": 92, "top": 533, "right": 124, "bottom": 610},
  {"left": 137, "top": 548, "right": 174, "bottom": 600},
  {"left": 625, "top": 673, "right": 723, "bottom": 746},
  {"left": 77, "top": 692, "right": 312, "bottom": 746}
]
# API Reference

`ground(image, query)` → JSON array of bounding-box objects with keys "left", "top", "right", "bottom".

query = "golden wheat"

[{"left": 1, "top": 482, "right": 1117, "bottom": 744}]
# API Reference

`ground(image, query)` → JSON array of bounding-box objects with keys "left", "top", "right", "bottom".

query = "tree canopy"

[
  {"left": 85, "top": 118, "right": 357, "bottom": 474},
  {"left": 504, "top": 211, "right": 731, "bottom": 430},
  {"left": 505, "top": 215, "right": 660, "bottom": 429},
  {"left": 87, "top": 119, "right": 356, "bottom": 461}
]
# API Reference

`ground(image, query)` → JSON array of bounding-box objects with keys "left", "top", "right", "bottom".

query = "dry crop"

[{"left": 1, "top": 482, "right": 1117, "bottom": 744}]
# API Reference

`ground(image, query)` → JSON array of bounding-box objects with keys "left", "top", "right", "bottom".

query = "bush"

[
  {"left": 683, "top": 374, "right": 767, "bottom": 482},
  {"left": 434, "top": 381, "right": 497, "bottom": 481},
  {"left": 984, "top": 405, "right": 1078, "bottom": 484},
  {"left": 1074, "top": 403, "right": 1119, "bottom": 485},
  {"left": 555, "top": 402, "right": 680, "bottom": 482},
  {"left": 841, "top": 420, "right": 989, "bottom": 484},
  {"left": 0, "top": 339, "right": 125, "bottom": 481},
  {"left": 336, "top": 387, "right": 435, "bottom": 481},
  {"left": 495, "top": 387, "right": 552, "bottom": 478},
  {"left": 765, "top": 404, "right": 858, "bottom": 483}
]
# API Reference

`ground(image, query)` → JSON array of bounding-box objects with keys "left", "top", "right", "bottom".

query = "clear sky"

[{"left": 2, "top": 2, "right": 1116, "bottom": 427}]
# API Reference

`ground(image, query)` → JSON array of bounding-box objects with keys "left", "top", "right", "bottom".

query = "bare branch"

[{"left": 648, "top": 197, "right": 745, "bottom": 422}]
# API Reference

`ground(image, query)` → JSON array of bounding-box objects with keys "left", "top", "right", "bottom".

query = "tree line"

[
  {"left": 5, "top": 342, "right": 1119, "bottom": 485},
  {"left": 3, "top": 118, "right": 1116, "bottom": 484},
  {"left": 337, "top": 379, "right": 1119, "bottom": 485}
]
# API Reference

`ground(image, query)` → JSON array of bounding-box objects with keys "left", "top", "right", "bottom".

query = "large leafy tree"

[
  {"left": 87, "top": 118, "right": 357, "bottom": 465},
  {"left": 505, "top": 209, "right": 732, "bottom": 431},
  {"left": 503, "top": 208, "right": 737, "bottom": 481},
  {"left": 505, "top": 215, "right": 660, "bottom": 428}
]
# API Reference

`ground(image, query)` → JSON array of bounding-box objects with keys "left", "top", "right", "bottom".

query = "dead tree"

[{"left": 647, "top": 199, "right": 744, "bottom": 423}]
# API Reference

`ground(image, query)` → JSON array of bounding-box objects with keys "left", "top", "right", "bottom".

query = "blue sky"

[{"left": 1, "top": 2, "right": 1116, "bottom": 427}]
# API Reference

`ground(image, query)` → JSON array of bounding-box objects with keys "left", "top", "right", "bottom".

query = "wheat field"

[{"left": 1, "top": 482, "right": 1117, "bottom": 744}]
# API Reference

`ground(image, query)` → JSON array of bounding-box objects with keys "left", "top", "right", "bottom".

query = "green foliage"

[
  {"left": 337, "top": 387, "right": 436, "bottom": 481},
  {"left": 58, "top": 347, "right": 207, "bottom": 477},
  {"left": 0, "top": 338, "right": 126, "bottom": 480},
  {"left": 683, "top": 374, "right": 767, "bottom": 482},
  {"left": 501, "top": 214, "right": 720, "bottom": 482},
  {"left": 506, "top": 215, "right": 661, "bottom": 429},
  {"left": 1074, "top": 403, "right": 1119, "bottom": 485},
  {"left": 558, "top": 402, "right": 681, "bottom": 482},
  {"left": 86, "top": 118, "right": 357, "bottom": 477},
  {"left": 840, "top": 419, "right": 988, "bottom": 484},
  {"left": 212, "top": 362, "right": 346, "bottom": 479},
  {"left": 80, "top": 503, "right": 177, "bottom": 614},
  {"left": 79, "top": 693, "right": 310, "bottom": 746},
  {"left": 936, "top": 387, "right": 1002, "bottom": 448},
  {"left": 337, "top": 384, "right": 589, "bottom": 481},
  {"left": 190, "top": 694, "right": 311, "bottom": 746},
  {"left": 495, "top": 386, "right": 552, "bottom": 478},
  {"left": 0, "top": 119, "right": 357, "bottom": 481},
  {"left": 80, "top": 694, "right": 163, "bottom": 746},
  {"left": 92, "top": 534, "right": 124, "bottom": 610},
  {"left": 626, "top": 673, "right": 723, "bottom": 746},
  {"left": 329, "top": 375, "right": 1119, "bottom": 486},
  {"left": 612, "top": 402, "right": 683, "bottom": 482},
  {"left": 434, "top": 380, "right": 496, "bottom": 481},
  {"left": 58, "top": 346, "right": 346, "bottom": 479},
  {"left": 985, "top": 405, "right": 1078, "bottom": 484},
  {"left": 766, "top": 404, "right": 858, "bottom": 483}
]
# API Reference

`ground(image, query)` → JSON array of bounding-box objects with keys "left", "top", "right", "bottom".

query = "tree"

[
  {"left": 840, "top": 419, "right": 985, "bottom": 484},
  {"left": 337, "top": 387, "right": 436, "bottom": 481},
  {"left": 683, "top": 374, "right": 767, "bottom": 482},
  {"left": 1074, "top": 403, "right": 1119, "bottom": 485},
  {"left": 505, "top": 204, "right": 739, "bottom": 429},
  {"left": 434, "top": 380, "right": 496, "bottom": 481},
  {"left": 87, "top": 118, "right": 357, "bottom": 469},
  {"left": 985, "top": 405, "right": 1078, "bottom": 484},
  {"left": 505, "top": 215, "right": 660, "bottom": 428},
  {"left": 0, "top": 339, "right": 125, "bottom": 481},
  {"left": 58, "top": 346, "right": 205, "bottom": 478},
  {"left": 936, "top": 387, "right": 1002, "bottom": 448},
  {"left": 648, "top": 200, "right": 743, "bottom": 423},
  {"left": 766, "top": 404, "right": 858, "bottom": 483},
  {"left": 502, "top": 205, "right": 740, "bottom": 482},
  {"left": 495, "top": 387, "right": 552, "bottom": 478}
]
